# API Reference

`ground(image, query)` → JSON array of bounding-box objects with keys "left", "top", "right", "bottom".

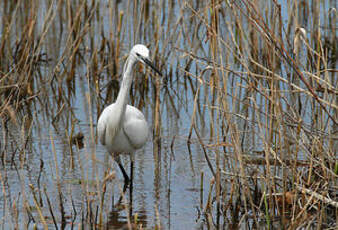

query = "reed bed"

[{"left": 0, "top": 0, "right": 337, "bottom": 229}]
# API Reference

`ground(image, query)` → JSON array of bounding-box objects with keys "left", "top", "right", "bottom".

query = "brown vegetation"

[{"left": 0, "top": 0, "right": 336, "bottom": 229}]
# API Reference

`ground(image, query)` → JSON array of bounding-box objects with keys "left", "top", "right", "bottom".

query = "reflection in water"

[
  {"left": 0, "top": 0, "right": 336, "bottom": 229},
  {"left": 106, "top": 208, "right": 148, "bottom": 230}
]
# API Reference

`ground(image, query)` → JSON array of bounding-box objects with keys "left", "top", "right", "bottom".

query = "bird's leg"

[
  {"left": 118, "top": 162, "right": 130, "bottom": 184},
  {"left": 115, "top": 155, "right": 130, "bottom": 184},
  {"left": 114, "top": 155, "right": 129, "bottom": 207},
  {"left": 116, "top": 182, "right": 128, "bottom": 205},
  {"left": 130, "top": 161, "right": 134, "bottom": 190}
]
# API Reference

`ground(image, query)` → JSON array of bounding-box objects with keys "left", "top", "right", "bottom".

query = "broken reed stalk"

[
  {"left": 43, "top": 185, "right": 59, "bottom": 230},
  {"left": 187, "top": 0, "right": 336, "bottom": 228},
  {"left": 1, "top": 0, "right": 337, "bottom": 228},
  {"left": 240, "top": 0, "right": 337, "bottom": 124},
  {"left": 29, "top": 184, "right": 48, "bottom": 230},
  {"left": 50, "top": 132, "right": 66, "bottom": 229}
]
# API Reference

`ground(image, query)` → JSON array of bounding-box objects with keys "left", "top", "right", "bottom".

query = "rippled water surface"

[{"left": 0, "top": 0, "right": 336, "bottom": 229}]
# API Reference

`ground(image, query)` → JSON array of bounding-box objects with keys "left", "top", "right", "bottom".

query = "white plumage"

[
  {"left": 97, "top": 44, "right": 161, "bottom": 183},
  {"left": 97, "top": 104, "right": 148, "bottom": 153}
]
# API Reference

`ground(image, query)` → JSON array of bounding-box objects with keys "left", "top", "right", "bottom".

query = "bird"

[{"left": 97, "top": 44, "right": 162, "bottom": 187}]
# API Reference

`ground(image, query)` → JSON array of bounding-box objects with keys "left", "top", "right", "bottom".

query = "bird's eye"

[{"left": 135, "top": 53, "right": 140, "bottom": 57}]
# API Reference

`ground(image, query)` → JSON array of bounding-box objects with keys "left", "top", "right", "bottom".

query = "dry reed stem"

[
  {"left": 29, "top": 184, "right": 48, "bottom": 230},
  {"left": 295, "top": 184, "right": 338, "bottom": 209},
  {"left": 0, "top": 0, "right": 336, "bottom": 228}
]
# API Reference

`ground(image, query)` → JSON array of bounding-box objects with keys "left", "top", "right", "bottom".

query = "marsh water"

[{"left": 0, "top": 0, "right": 337, "bottom": 229}]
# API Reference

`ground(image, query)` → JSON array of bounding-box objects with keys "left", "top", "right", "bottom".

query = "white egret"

[{"left": 97, "top": 44, "right": 162, "bottom": 186}]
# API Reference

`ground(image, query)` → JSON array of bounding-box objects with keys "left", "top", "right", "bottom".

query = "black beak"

[{"left": 142, "top": 57, "right": 162, "bottom": 77}]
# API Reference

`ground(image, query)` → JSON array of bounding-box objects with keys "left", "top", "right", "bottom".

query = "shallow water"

[
  {"left": 0, "top": 68, "right": 214, "bottom": 229},
  {"left": 0, "top": 0, "right": 336, "bottom": 229}
]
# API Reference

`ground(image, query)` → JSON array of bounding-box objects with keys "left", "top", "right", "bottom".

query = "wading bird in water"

[{"left": 97, "top": 44, "right": 162, "bottom": 189}]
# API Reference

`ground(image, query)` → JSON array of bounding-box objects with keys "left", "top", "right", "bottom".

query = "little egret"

[{"left": 97, "top": 44, "right": 162, "bottom": 186}]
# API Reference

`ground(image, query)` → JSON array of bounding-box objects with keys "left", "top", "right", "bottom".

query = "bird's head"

[
  {"left": 131, "top": 44, "right": 162, "bottom": 76},
  {"left": 131, "top": 44, "right": 150, "bottom": 60}
]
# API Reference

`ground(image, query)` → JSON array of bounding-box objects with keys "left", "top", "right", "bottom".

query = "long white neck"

[
  {"left": 104, "top": 54, "right": 137, "bottom": 139},
  {"left": 115, "top": 54, "right": 137, "bottom": 110}
]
